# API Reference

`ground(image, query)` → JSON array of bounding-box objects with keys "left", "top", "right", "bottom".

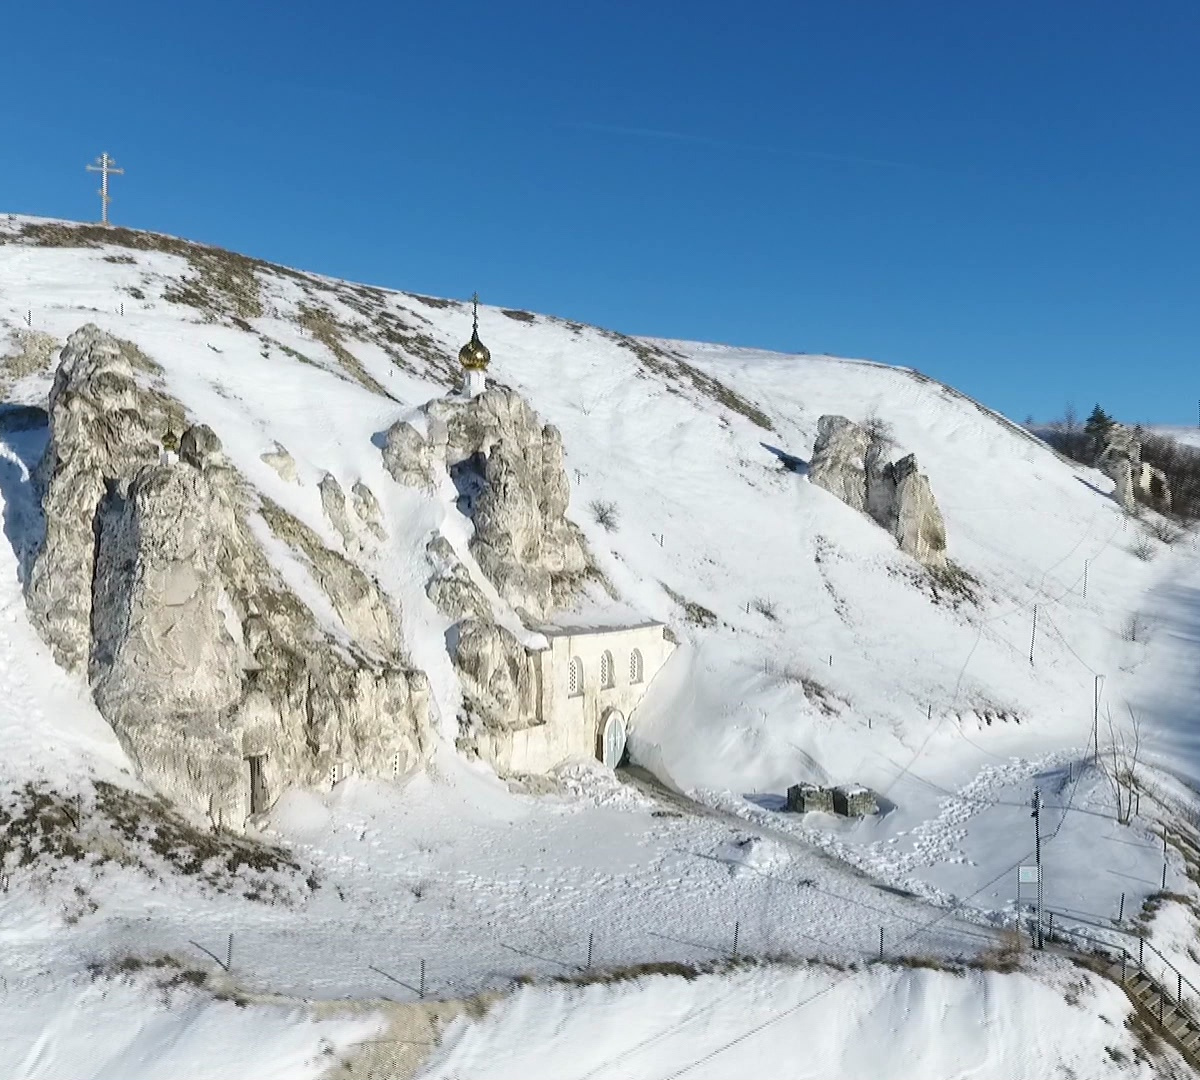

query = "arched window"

[
  {"left": 568, "top": 656, "right": 584, "bottom": 698},
  {"left": 630, "top": 648, "right": 644, "bottom": 685},
  {"left": 600, "top": 650, "right": 615, "bottom": 689}
]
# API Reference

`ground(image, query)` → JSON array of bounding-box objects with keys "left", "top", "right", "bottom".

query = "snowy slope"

[
  {"left": 2, "top": 214, "right": 1200, "bottom": 1075},
  {"left": 0, "top": 214, "right": 1166, "bottom": 784},
  {"left": 417, "top": 960, "right": 1178, "bottom": 1080}
]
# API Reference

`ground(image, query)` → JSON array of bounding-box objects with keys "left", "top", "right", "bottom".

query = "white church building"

[
  {"left": 452, "top": 300, "right": 675, "bottom": 775},
  {"left": 496, "top": 621, "right": 675, "bottom": 774}
]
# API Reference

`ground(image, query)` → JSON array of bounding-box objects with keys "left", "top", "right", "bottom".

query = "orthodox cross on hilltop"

[{"left": 85, "top": 152, "right": 124, "bottom": 226}]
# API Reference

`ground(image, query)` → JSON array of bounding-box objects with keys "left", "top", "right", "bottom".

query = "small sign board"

[{"left": 1018, "top": 865, "right": 1040, "bottom": 884}]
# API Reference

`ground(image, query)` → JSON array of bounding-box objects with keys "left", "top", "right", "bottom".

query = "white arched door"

[{"left": 600, "top": 710, "right": 627, "bottom": 769}]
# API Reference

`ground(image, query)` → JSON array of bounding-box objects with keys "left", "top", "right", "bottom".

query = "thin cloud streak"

[{"left": 570, "top": 121, "right": 918, "bottom": 171}]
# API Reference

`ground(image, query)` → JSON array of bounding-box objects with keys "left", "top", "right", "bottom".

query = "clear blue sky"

[{"left": 4, "top": 0, "right": 1198, "bottom": 425}]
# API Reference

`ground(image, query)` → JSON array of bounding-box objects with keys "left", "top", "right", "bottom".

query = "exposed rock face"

[
  {"left": 1096, "top": 425, "right": 1139, "bottom": 512},
  {"left": 319, "top": 474, "right": 387, "bottom": 552},
  {"left": 384, "top": 388, "right": 591, "bottom": 620},
  {"left": 28, "top": 325, "right": 179, "bottom": 671},
  {"left": 809, "top": 415, "right": 871, "bottom": 512},
  {"left": 2, "top": 329, "right": 59, "bottom": 388},
  {"left": 260, "top": 443, "right": 297, "bottom": 483},
  {"left": 810, "top": 415, "right": 947, "bottom": 568},
  {"left": 453, "top": 618, "right": 538, "bottom": 730},
  {"left": 179, "top": 423, "right": 223, "bottom": 469},
  {"left": 90, "top": 462, "right": 246, "bottom": 814},
  {"left": 319, "top": 472, "right": 360, "bottom": 554},
  {"left": 425, "top": 535, "right": 491, "bottom": 621},
  {"left": 1096, "top": 425, "right": 1171, "bottom": 514},
  {"left": 351, "top": 481, "right": 387, "bottom": 541},
  {"left": 872, "top": 453, "right": 948, "bottom": 568},
  {"left": 381, "top": 421, "right": 435, "bottom": 490},
  {"left": 27, "top": 325, "right": 429, "bottom": 826}
]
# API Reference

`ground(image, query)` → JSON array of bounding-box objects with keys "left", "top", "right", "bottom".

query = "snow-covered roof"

[{"left": 532, "top": 618, "right": 663, "bottom": 638}]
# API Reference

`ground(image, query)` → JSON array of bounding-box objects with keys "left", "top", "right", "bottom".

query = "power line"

[{"left": 645, "top": 842, "right": 1045, "bottom": 1080}]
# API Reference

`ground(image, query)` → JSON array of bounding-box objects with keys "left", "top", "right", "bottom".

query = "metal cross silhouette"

[{"left": 86, "top": 153, "right": 124, "bottom": 226}]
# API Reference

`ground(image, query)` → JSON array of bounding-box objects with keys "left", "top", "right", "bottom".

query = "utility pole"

[
  {"left": 86, "top": 152, "right": 124, "bottom": 226},
  {"left": 1031, "top": 790, "right": 1044, "bottom": 950},
  {"left": 1092, "top": 674, "right": 1104, "bottom": 765},
  {"left": 1029, "top": 604, "right": 1038, "bottom": 666}
]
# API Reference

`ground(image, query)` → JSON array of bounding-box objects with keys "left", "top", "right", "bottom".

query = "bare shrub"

[
  {"left": 1146, "top": 518, "right": 1182, "bottom": 545},
  {"left": 923, "top": 560, "right": 981, "bottom": 608},
  {"left": 1137, "top": 430, "right": 1200, "bottom": 522},
  {"left": 889, "top": 954, "right": 965, "bottom": 975},
  {"left": 1129, "top": 536, "right": 1156, "bottom": 561},
  {"left": 1122, "top": 613, "right": 1149, "bottom": 643},
  {"left": 751, "top": 597, "right": 778, "bottom": 621},
  {"left": 761, "top": 660, "right": 846, "bottom": 715},
  {"left": 971, "top": 929, "right": 1024, "bottom": 974},
  {"left": 862, "top": 412, "right": 895, "bottom": 447},
  {"left": 1099, "top": 707, "right": 1141, "bottom": 824},
  {"left": 589, "top": 499, "right": 620, "bottom": 532},
  {"left": 662, "top": 583, "right": 716, "bottom": 627}
]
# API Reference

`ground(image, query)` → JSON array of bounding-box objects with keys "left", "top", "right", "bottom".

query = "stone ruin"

[
  {"left": 1095, "top": 424, "right": 1172, "bottom": 515},
  {"left": 808, "top": 415, "right": 948, "bottom": 568},
  {"left": 26, "top": 326, "right": 430, "bottom": 828}
]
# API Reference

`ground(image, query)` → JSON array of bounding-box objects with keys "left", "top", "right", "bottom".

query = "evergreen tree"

[{"left": 1084, "top": 404, "right": 1115, "bottom": 455}]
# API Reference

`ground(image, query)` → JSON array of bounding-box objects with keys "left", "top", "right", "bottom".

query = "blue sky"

[{"left": 4, "top": 0, "right": 1199, "bottom": 425}]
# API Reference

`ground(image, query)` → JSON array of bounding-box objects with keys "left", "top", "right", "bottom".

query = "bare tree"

[{"left": 1100, "top": 706, "right": 1142, "bottom": 825}]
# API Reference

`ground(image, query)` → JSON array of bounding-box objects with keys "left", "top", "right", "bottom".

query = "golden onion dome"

[{"left": 458, "top": 293, "right": 491, "bottom": 371}]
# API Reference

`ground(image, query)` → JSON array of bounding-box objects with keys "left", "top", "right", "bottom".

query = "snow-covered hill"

[{"left": 3, "top": 214, "right": 1200, "bottom": 1078}]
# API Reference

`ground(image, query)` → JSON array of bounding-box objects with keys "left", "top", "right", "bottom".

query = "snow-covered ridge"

[
  {"left": 4, "top": 213, "right": 1200, "bottom": 1077},
  {"left": 0, "top": 213, "right": 1185, "bottom": 794}
]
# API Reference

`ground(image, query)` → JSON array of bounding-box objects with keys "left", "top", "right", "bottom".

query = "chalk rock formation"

[
  {"left": 1096, "top": 425, "right": 1172, "bottom": 514},
  {"left": 453, "top": 618, "right": 537, "bottom": 730},
  {"left": 808, "top": 415, "right": 871, "bottom": 512},
  {"left": 867, "top": 451, "right": 948, "bottom": 569},
  {"left": 27, "top": 325, "right": 429, "bottom": 826},
  {"left": 384, "top": 388, "right": 591, "bottom": 619},
  {"left": 28, "top": 324, "right": 179, "bottom": 671},
  {"left": 1096, "top": 425, "right": 1139, "bottom": 512},
  {"left": 260, "top": 443, "right": 298, "bottom": 483},
  {"left": 381, "top": 420, "right": 435, "bottom": 490},
  {"left": 319, "top": 472, "right": 360, "bottom": 555},
  {"left": 425, "top": 535, "right": 491, "bottom": 621},
  {"left": 351, "top": 481, "right": 387, "bottom": 541},
  {"left": 179, "top": 423, "right": 223, "bottom": 469},
  {"left": 810, "top": 415, "right": 947, "bottom": 568}
]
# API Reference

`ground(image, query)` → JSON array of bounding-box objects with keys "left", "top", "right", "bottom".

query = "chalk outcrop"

[
  {"left": 425, "top": 535, "right": 492, "bottom": 622},
  {"left": 810, "top": 415, "right": 947, "bottom": 568},
  {"left": 383, "top": 388, "right": 591, "bottom": 620},
  {"left": 453, "top": 618, "right": 538, "bottom": 732},
  {"left": 808, "top": 415, "right": 872, "bottom": 512},
  {"left": 1096, "top": 425, "right": 1172, "bottom": 514},
  {"left": 381, "top": 421, "right": 436, "bottom": 490},
  {"left": 260, "top": 443, "right": 298, "bottom": 483},
  {"left": 27, "top": 325, "right": 429, "bottom": 827}
]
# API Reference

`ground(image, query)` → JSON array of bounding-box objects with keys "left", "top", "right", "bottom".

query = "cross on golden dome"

[{"left": 458, "top": 292, "right": 491, "bottom": 371}]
